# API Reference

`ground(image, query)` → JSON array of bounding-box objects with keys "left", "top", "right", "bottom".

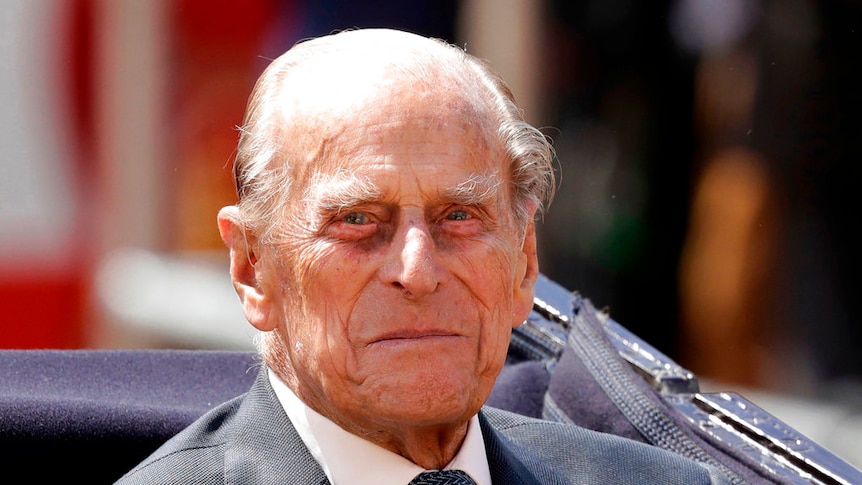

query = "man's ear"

[
  {"left": 512, "top": 218, "right": 539, "bottom": 329},
  {"left": 217, "top": 206, "right": 276, "bottom": 332}
]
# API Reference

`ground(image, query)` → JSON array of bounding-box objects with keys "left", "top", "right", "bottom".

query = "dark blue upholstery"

[{"left": 0, "top": 350, "right": 259, "bottom": 483}]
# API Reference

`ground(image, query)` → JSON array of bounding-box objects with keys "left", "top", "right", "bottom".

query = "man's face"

[{"left": 253, "top": 78, "right": 535, "bottom": 436}]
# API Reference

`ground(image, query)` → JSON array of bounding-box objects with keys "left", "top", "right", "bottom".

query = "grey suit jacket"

[{"left": 116, "top": 369, "right": 728, "bottom": 484}]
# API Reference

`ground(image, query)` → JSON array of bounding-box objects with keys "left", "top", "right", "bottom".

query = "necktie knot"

[{"left": 409, "top": 469, "right": 477, "bottom": 485}]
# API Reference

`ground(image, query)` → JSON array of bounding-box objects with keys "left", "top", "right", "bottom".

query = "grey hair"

[{"left": 231, "top": 29, "right": 555, "bottom": 243}]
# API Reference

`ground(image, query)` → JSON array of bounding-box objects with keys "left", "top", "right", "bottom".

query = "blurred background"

[{"left": 1, "top": 0, "right": 860, "bottom": 467}]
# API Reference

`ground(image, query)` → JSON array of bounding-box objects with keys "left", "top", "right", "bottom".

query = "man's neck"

[
  {"left": 342, "top": 419, "right": 470, "bottom": 470},
  {"left": 269, "top": 363, "right": 474, "bottom": 469}
]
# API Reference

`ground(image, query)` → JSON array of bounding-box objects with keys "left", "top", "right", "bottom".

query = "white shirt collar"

[{"left": 268, "top": 369, "right": 492, "bottom": 485}]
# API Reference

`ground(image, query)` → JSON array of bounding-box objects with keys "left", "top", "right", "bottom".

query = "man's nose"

[{"left": 384, "top": 221, "right": 440, "bottom": 299}]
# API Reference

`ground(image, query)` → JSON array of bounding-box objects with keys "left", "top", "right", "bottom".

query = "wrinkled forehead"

[{"left": 271, "top": 33, "right": 505, "bottom": 184}]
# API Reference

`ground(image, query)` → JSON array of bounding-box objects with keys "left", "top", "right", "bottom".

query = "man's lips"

[{"left": 366, "top": 330, "right": 463, "bottom": 347}]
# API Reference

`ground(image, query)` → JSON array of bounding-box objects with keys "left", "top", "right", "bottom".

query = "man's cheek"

[{"left": 456, "top": 252, "right": 517, "bottom": 294}]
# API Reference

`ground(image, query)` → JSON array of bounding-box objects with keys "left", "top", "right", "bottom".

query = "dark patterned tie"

[{"left": 408, "top": 470, "right": 477, "bottom": 485}]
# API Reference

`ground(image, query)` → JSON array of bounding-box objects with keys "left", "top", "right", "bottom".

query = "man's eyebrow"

[
  {"left": 304, "top": 170, "right": 502, "bottom": 212},
  {"left": 443, "top": 172, "right": 503, "bottom": 206},
  {"left": 305, "top": 169, "right": 383, "bottom": 213}
]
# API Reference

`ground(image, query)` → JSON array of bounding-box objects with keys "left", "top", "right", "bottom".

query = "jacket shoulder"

[
  {"left": 114, "top": 394, "right": 245, "bottom": 484},
  {"left": 481, "top": 407, "right": 729, "bottom": 485}
]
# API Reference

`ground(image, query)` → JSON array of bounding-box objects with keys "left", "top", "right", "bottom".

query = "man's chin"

[{"left": 352, "top": 377, "right": 489, "bottom": 427}]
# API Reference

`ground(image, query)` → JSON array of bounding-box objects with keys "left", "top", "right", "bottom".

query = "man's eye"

[
  {"left": 445, "top": 210, "right": 470, "bottom": 221},
  {"left": 343, "top": 212, "right": 370, "bottom": 225}
]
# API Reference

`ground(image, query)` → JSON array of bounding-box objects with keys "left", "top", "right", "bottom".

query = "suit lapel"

[
  {"left": 224, "top": 368, "right": 330, "bottom": 485},
  {"left": 479, "top": 411, "right": 543, "bottom": 485}
]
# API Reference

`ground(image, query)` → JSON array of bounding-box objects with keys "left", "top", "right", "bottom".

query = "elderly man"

[{"left": 118, "top": 29, "right": 727, "bottom": 484}]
